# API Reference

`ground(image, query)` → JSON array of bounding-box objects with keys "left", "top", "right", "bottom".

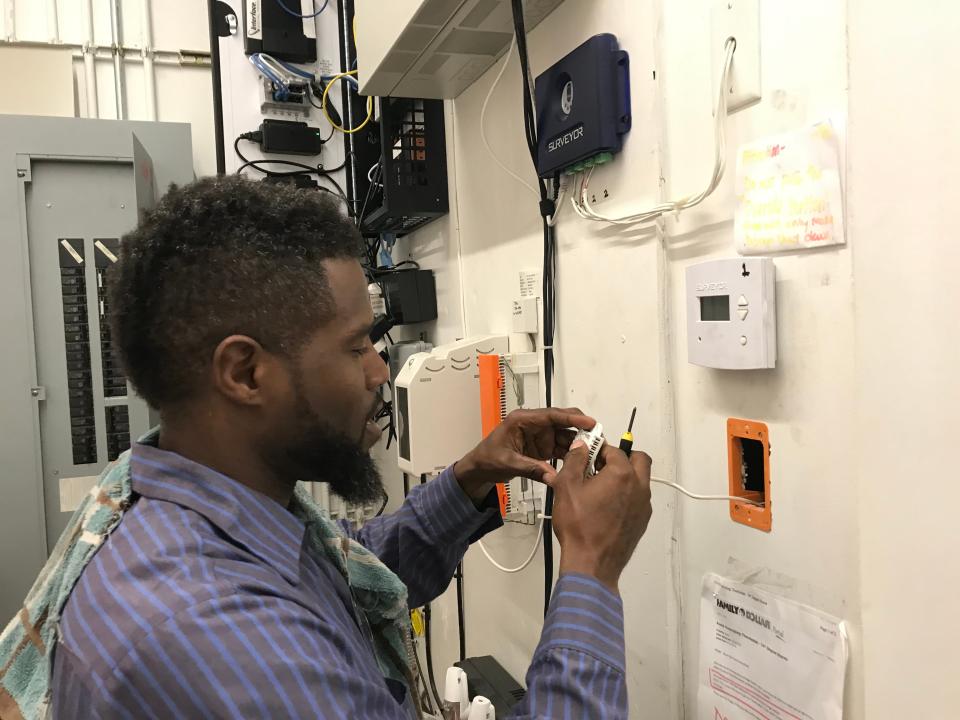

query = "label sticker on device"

[
  {"left": 60, "top": 240, "right": 84, "bottom": 265},
  {"left": 94, "top": 240, "right": 118, "bottom": 263}
]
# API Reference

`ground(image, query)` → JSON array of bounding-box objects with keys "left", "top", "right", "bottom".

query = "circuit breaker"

[{"left": 0, "top": 118, "right": 193, "bottom": 578}]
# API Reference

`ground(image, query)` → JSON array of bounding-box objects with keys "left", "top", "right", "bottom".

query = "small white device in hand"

[{"left": 572, "top": 423, "right": 606, "bottom": 476}]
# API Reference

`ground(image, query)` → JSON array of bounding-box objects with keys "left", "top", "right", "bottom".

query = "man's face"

[{"left": 261, "top": 258, "right": 390, "bottom": 504}]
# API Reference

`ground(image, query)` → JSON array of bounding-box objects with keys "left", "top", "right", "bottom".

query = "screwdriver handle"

[{"left": 618, "top": 432, "right": 633, "bottom": 455}]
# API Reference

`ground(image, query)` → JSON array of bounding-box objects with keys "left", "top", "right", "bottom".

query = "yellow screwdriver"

[{"left": 618, "top": 407, "right": 636, "bottom": 455}]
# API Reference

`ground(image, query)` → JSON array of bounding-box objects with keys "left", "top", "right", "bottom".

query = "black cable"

[
  {"left": 510, "top": 0, "right": 559, "bottom": 617},
  {"left": 423, "top": 603, "right": 444, "bottom": 712},
  {"left": 455, "top": 563, "right": 466, "bottom": 663},
  {"left": 234, "top": 135, "right": 350, "bottom": 205},
  {"left": 357, "top": 163, "right": 383, "bottom": 230},
  {"left": 206, "top": 0, "right": 226, "bottom": 174},
  {"left": 375, "top": 490, "right": 388, "bottom": 517},
  {"left": 372, "top": 260, "right": 422, "bottom": 274},
  {"left": 235, "top": 136, "right": 347, "bottom": 176},
  {"left": 412, "top": 635, "right": 438, "bottom": 715},
  {"left": 321, "top": 173, "right": 349, "bottom": 204}
]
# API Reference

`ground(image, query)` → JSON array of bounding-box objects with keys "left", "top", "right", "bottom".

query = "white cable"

[
  {"left": 651, "top": 476, "right": 763, "bottom": 506},
  {"left": 477, "top": 520, "right": 543, "bottom": 573},
  {"left": 571, "top": 37, "right": 737, "bottom": 225},
  {"left": 477, "top": 466, "right": 761, "bottom": 577},
  {"left": 480, "top": 36, "right": 539, "bottom": 199},
  {"left": 546, "top": 178, "right": 566, "bottom": 227}
]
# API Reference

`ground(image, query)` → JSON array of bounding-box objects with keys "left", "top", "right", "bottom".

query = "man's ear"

[{"left": 211, "top": 335, "right": 274, "bottom": 406}]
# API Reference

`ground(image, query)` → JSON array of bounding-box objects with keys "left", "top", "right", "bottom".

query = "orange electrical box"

[
  {"left": 478, "top": 354, "right": 510, "bottom": 517},
  {"left": 727, "top": 418, "right": 771, "bottom": 532}
]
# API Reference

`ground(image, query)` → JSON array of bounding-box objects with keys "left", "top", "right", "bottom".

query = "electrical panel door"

[{"left": 25, "top": 159, "right": 152, "bottom": 549}]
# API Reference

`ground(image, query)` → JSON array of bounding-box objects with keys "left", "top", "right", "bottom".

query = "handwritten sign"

[{"left": 735, "top": 121, "right": 845, "bottom": 255}]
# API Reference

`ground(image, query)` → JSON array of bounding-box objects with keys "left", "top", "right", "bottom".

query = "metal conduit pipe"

[
  {"left": 82, "top": 0, "right": 99, "bottom": 118},
  {"left": 4, "top": 0, "right": 16, "bottom": 42},
  {"left": 109, "top": 0, "right": 125, "bottom": 118},
  {"left": 140, "top": 0, "right": 156, "bottom": 120},
  {"left": 46, "top": 0, "right": 58, "bottom": 43}
]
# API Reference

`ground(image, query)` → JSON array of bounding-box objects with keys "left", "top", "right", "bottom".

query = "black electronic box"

[{"left": 534, "top": 34, "right": 631, "bottom": 177}]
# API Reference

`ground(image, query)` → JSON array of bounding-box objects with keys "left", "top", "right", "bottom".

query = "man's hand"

[
  {"left": 454, "top": 408, "right": 596, "bottom": 501},
  {"left": 548, "top": 441, "right": 653, "bottom": 593}
]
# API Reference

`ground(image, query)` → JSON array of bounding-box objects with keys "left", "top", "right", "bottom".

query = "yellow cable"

[{"left": 321, "top": 69, "right": 373, "bottom": 134}]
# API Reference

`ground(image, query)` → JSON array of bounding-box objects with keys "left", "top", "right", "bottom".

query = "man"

[{"left": 2, "top": 177, "right": 653, "bottom": 719}]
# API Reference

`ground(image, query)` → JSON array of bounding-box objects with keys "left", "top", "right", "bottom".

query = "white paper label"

[
  {"left": 60, "top": 475, "right": 99, "bottom": 512},
  {"left": 698, "top": 573, "right": 848, "bottom": 719}
]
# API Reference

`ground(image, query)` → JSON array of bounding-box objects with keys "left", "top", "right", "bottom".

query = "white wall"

[
  {"left": 848, "top": 1, "right": 960, "bottom": 715},
  {"left": 659, "top": 0, "right": 864, "bottom": 716},
  {"left": 403, "top": 1, "right": 959, "bottom": 718},
  {"left": 0, "top": 0, "right": 214, "bottom": 175}
]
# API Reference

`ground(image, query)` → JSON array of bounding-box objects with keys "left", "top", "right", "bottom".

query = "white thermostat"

[{"left": 686, "top": 258, "right": 776, "bottom": 369}]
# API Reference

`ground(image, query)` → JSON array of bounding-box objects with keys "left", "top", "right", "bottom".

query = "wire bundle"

[
  {"left": 506, "top": 0, "right": 564, "bottom": 616},
  {"left": 233, "top": 133, "right": 348, "bottom": 203},
  {"left": 570, "top": 37, "right": 737, "bottom": 225}
]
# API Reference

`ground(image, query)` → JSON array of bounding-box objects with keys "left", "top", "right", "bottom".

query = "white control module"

[
  {"left": 572, "top": 423, "right": 606, "bottom": 476},
  {"left": 686, "top": 258, "right": 776, "bottom": 369}
]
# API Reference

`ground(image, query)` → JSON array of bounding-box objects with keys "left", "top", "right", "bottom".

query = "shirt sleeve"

[
  {"left": 343, "top": 466, "right": 503, "bottom": 608},
  {"left": 507, "top": 573, "right": 628, "bottom": 720},
  {"left": 53, "top": 592, "right": 416, "bottom": 720}
]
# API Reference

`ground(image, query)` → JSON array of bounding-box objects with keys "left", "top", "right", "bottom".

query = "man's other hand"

[
  {"left": 548, "top": 441, "right": 653, "bottom": 593},
  {"left": 453, "top": 408, "right": 595, "bottom": 501}
]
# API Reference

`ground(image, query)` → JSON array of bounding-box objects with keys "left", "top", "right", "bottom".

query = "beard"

[{"left": 264, "top": 372, "right": 385, "bottom": 506}]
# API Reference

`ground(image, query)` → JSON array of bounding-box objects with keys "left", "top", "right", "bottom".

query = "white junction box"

[
  {"left": 711, "top": 0, "right": 761, "bottom": 113},
  {"left": 686, "top": 257, "right": 776, "bottom": 369},
  {"left": 395, "top": 335, "right": 509, "bottom": 475}
]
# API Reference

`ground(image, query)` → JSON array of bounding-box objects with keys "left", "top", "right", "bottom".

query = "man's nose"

[{"left": 367, "top": 349, "right": 390, "bottom": 389}]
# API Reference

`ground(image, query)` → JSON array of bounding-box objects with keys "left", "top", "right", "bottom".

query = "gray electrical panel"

[{"left": 0, "top": 116, "right": 194, "bottom": 622}]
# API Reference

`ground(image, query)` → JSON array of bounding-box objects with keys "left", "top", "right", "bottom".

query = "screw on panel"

[{"left": 17, "top": 170, "right": 25, "bottom": 178}]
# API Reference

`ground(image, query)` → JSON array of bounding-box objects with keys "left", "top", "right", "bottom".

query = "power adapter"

[{"left": 259, "top": 119, "right": 323, "bottom": 156}]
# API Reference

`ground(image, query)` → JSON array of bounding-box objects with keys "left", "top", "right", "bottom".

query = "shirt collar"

[{"left": 129, "top": 435, "right": 306, "bottom": 585}]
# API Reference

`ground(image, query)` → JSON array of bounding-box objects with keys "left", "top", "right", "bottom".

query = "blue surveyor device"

[{"left": 534, "top": 34, "right": 632, "bottom": 178}]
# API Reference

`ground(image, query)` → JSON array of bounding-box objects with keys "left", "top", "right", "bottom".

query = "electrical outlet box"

[
  {"left": 727, "top": 418, "right": 771, "bottom": 531},
  {"left": 711, "top": 0, "right": 761, "bottom": 113},
  {"left": 686, "top": 257, "right": 776, "bottom": 369}
]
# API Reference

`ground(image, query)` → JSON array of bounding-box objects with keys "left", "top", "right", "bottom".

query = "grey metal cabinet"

[{"left": 0, "top": 116, "right": 194, "bottom": 621}]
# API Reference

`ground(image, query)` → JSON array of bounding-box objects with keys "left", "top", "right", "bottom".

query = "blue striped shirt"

[{"left": 51, "top": 440, "right": 626, "bottom": 718}]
